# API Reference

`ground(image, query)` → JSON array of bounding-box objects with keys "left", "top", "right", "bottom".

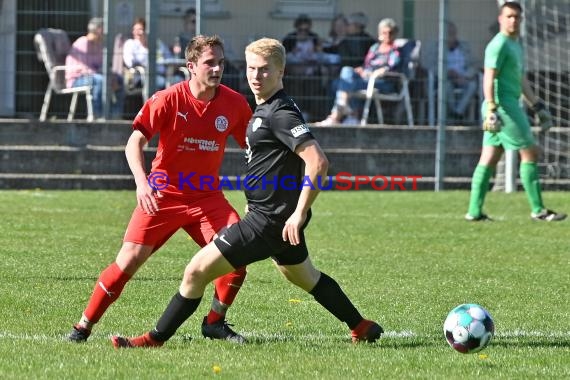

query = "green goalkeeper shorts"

[{"left": 482, "top": 99, "right": 535, "bottom": 150}]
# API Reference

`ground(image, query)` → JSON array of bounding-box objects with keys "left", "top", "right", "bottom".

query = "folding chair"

[
  {"left": 34, "top": 28, "right": 94, "bottom": 121},
  {"left": 357, "top": 39, "right": 421, "bottom": 127}
]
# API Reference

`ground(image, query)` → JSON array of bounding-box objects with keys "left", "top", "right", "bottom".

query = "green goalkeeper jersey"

[
  {"left": 482, "top": 32, "right": 534, "bottom": 150},
  {"left": 484, "top": 32, "right": 524, "bottom": 104}
]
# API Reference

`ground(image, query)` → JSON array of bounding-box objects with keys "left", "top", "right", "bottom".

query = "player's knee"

[
  {"left": 116, "top": 242, "right": 153, "bottom": 272},
  {"left": 183, "top": 260, "right": 210, "bottom": 286},
  {"left": 279, "top": 265, "right": 319, "bottom": 292}
]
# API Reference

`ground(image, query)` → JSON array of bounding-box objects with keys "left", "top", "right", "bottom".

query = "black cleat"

[
  {"left": 531, "top": 209, "right": 567, "bottom": 222},
  {"left": 351, "top": 320, "right": 384, "bottom": 343},
  {"left": 465, "top": 213, "right": 493, "bottom": 222},
  {"left": 68, "top": 324, "right": 91, "bottom": 342},
  {"left": 201, "top": 316, "right": 246, "bottom": 344}
]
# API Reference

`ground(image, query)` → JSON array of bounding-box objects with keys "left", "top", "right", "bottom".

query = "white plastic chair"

[
  {"left": 34, "top": 28, "right": 93, "bottom": 121},
  {"left": 354, "top": 39, "right": 421, "bottom": 127}
]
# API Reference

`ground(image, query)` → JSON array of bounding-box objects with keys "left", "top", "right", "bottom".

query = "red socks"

[
  {"left": 84, "top": 262, "right": 132, "bottom": 323},
  {"left": 206, "top": 267, "right": 246, "bottom": 324},
  {"left": 86, "top": 263, "right": 245, "bottom": 328}
]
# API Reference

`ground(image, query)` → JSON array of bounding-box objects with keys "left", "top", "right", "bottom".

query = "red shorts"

[{"left": 123, "top": 191, "right": 240, "bottom": 251}]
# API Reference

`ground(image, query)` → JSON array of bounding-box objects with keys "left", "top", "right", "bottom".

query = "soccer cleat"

[
  {"left": 68, "top": 324, "right": 91, "bottom": 342},
  {"left": 464, "top": 213, "right": 493, "bottom": 222},
  {"left": 111, "top": 335, "right": 134, "bottom": 348},
  {"left": 351, "top": 319, "right": 384, "bottom": 343},
  {"left": 530, "top": 209, "right": 567, "bottom": 222},
  {"left": 111, "top": 332, "right": 163, "bottom": 349},
  {"left": 201, "top": 316, "right": 246, "bottom": 344}
]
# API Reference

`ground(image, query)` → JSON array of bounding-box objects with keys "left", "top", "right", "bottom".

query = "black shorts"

[{"left": 213, "top": 209, "right": 310, "bottom": 267}]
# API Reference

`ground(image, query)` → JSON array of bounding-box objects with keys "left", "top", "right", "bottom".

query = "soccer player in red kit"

[{"left": 68, "top": 35, "right": 252, "bottom": 344}]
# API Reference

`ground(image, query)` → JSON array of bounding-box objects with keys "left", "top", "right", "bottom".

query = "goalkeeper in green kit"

[{"left": 465, "top": 0, "right": 566, "bottom": 222}]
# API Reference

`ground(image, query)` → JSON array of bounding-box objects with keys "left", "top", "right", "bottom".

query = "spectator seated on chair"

[
  {"left": 282, "top": 14, "right": 323, "bottom": 75},
  {"left": 424, "top": 21, "right": 479, "bottom": 123},
  {"left": 317, "top": 18, "right": 402, "bottom": 126},
  {"left": 333, "top": 12, "right": 376, "bottom": 68},
  {"left": 322, "top": 12, "right": 376, "bottom": 112},
  {"left": 35, "top": 28, "right": 93, "bottom": 121},
  {"left": 321, "top": 13, "right": 348, "bottom": 59},
  {"left": 66, "top": 17, "right": 124, "bottom": 120},
  {"left": 281, "top": 13, "right": 326, "bottom": 120},
  {"left": 123, "top": 17, "right": 177, "bottom": 92}
]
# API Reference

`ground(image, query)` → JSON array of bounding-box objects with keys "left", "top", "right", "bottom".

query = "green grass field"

[{"left": 0, "top": 190, "right": 568, "bottom": 379}]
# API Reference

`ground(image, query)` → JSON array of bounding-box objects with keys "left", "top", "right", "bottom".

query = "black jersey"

[{"left": 243, "top": 89, "right": 315, "bottom": 222}]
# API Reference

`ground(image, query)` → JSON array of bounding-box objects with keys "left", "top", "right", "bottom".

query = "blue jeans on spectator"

[
  {"left": 72, "top": 73, "right": 124, "bottom": 119},
  {"left": 334, "top": 66, "right": 396, "bottom": 114}
]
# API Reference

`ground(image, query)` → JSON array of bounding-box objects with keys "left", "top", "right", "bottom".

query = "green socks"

[
  {"left": 520, "top": 161, "right": 544, "bottom": 214},
  {"left": 467, "top": 165, "right": 493, "bottom": 217},
  {"left": 468, "top": 162, "right": 544, "bottom": 216}
]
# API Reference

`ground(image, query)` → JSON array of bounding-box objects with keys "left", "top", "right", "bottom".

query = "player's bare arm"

[
  {"left": 282, "top": 140, "right": 329, "bottom": 245},
  {"left": 125, "top": 130, "right": 160, "bottom": 215},
  {"left": 482, "top": 67, "right": 503, "bottom": 133},
  {"left": 482, "top": 67, "right": 497, "bottom": 107}
]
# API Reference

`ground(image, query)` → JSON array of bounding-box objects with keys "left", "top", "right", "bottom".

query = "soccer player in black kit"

[{"left": 111, "top": 37, "right": 383, "bottom": 348}]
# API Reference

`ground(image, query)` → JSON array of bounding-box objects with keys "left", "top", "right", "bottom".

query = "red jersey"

[{"left": 133, "top": 82, "right": 252, "bottom": 196}]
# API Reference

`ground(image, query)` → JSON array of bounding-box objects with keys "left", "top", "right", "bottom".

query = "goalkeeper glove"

[
  {"left": 483, "top": 102, "right": 502, "bottom": 133},
  {"left": 532, "top": 101, "right": 553, "bottom": 131}
]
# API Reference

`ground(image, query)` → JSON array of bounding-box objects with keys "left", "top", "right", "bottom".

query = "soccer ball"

[{"left": 443, "top": 303, "right": 495, "bottom": 354}]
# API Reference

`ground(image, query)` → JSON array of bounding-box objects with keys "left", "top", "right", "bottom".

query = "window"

[
  {"left": 270, "top": 0, "right": 338, "bottom": 20},
  {"left": 160, "top": 0, "right": 229, "bottom": 18}
]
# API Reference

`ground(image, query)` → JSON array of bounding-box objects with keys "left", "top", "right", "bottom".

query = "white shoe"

[{"left": 530, "top": 209, "right": 567, "bottom": 221}]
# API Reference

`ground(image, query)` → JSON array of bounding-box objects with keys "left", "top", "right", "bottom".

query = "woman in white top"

[{"left": 123, "top": 17, "right": 172, "bottom": 90}]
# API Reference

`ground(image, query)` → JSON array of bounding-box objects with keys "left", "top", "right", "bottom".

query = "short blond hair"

[{"left": 245, "top": 38, "right": 286, "bottom": 70}]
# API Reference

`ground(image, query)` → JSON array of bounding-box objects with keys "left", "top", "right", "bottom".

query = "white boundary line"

[{"left": 1, "top": 330, "right": 569, "bottom": 342}]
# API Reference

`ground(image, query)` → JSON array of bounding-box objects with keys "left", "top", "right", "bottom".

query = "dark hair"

[
  {"left": 294, "top": 14, "right": 312, "bottom": 28},
  {"left": 329, "top": 14, "right": 348, "bottom": 39},
  {"left": 347, "top": 11, "right": 368, "bottom": 28},
  {"left": 500, "top": 1, "right": 523, "bottom": 14},
  {"left": 185, "top": 34, "right": 225, "bottom": 62},
  {"left": 185, "top": 8, "right": 196, "bottom": 17},
  {"left": 133, "top": 17, "right": 146, "bottom": 30}
]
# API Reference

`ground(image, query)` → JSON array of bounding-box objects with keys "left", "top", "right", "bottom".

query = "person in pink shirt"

[{"left": 65, "top": 17, "right": 124, "bottom": 119}]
